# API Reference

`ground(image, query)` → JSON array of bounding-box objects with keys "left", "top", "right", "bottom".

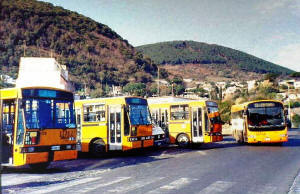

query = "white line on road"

[
  {"left": 148, "top": 177, "right": 196, "bottom": 193},
  {"left": 107, "top": 177, "right": 164, "bottom": 193},
  {"left": 289, "top": 170, "right": 300, "bottom": 194},
  {"left": 79, "top": 176, "right": 131, "bottom": 193},
  {"left": 247, "top": 185, "right": 277, "bottom": 194},
  {"left": 2, "top": 175, "right": 43, "bottom": 186},
  {"left": 198, "top": 181, "right": 235, "bottom": 194},
  {"left": 197, "top": 151, "right": 207, "bottom": 155},
  {"left": 31, "top": 177, "right": 103, "bottom": 194}
]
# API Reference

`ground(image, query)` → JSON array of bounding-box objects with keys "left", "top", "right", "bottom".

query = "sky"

[{"left": 40, "top": 0, "right": 300, "bottom": 72}]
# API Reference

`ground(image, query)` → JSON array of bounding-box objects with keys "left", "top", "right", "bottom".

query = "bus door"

[
  {"left": 75, "top": 108, "right": 82, "bottom": 151},
  {"left": 204, "top": 110, "right": 212, "bottom": 142},
  {"left": 1, "top": 99, "right": 16, "bottom": 164},
  {"left": 108, "top": 105, "right": 122, "bottom": 150},
  {"left": 191, "top": 107, "right": 203, "bottom": 143},
  {"left": 160, "top": 109, "right": 169, "bottom": 138}
]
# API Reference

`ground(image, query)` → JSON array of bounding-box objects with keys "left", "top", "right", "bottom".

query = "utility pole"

[
  {"left": 0, "top": 87, "right": 3, "bottom": 171},
  {"left": 287, "top": 82, "right": 292, "bottom": 123},
  {"left": 157, "top": 67, "right": 160, "bottom": 97},
  {"left": 23, "top": 40, "right": 26, "bottom": 57}
]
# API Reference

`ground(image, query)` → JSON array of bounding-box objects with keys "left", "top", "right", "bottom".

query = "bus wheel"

[
  {"left": 91, "top": 139, "right": 106, "bottom": 157},
  {"left": 177, "top": 134, "right": 189, "bottom": 148},
  {"left": 29, "top": 162, "right": 50, "bottom": 170}
]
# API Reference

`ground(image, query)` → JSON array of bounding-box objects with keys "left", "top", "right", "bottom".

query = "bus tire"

[
  {"left": 90, "top": 139, "right": 106, "bottom": 157},
  {"left": 29, "top": 162, "right": 50, "bottom": 170},
  {"left": 176, "top": 133, "right": 189, "bottom": 148}
]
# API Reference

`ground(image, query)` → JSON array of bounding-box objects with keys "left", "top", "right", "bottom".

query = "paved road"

[{"left": 2, "top": 129, "right": 300, "bottom": 194}]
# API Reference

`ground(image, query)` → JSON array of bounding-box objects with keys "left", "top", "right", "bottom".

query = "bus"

[
  {"left": 74, "top": 97, "right": 165, "bottom": 157},
  {"left": 0, "top": 87, "right": 77, "bottom": 169},
  {"left": 148, "top": 97, "right": 223, "bottom": 147},
  {"left": 231, "top": 100, "right": 288, "bottom": 144}
]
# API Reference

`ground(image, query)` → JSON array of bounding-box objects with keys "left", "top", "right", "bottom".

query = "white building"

[
  {"left": 247, "top": 80, "right": 256, "bottom": 91},
  {"left": 16, "top": 57, "right": 73, "bottom": 91}
]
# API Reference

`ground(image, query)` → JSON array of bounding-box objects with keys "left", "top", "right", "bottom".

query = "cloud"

[
  {"left": 256, "top": 0, "right": 290, "bottom": 15},
  {"left": 274, "top": 44, "right": 300, "bottom": 72}
]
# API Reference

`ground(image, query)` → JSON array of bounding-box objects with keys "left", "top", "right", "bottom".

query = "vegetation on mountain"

[
  {"left": 0, "top": 0, "right": 158, "bottom": 95},
  {"left": 137, "top": 41, "right": 293, "bottom": 77},
  {"left": 290, "top": 72, "right": 300, "bottom": 78}
]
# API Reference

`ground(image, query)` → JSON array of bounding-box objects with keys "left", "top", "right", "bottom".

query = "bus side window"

[
  {"left": 205, "top": 113, "right": 209, "bottom": 132},
  {"left": 17, "top": 107, "right": 25, "bottom": 145},
  {"left": 170, "top": 105, "right": 189, "bottom": 120},
  {"left": 124, "top": 110, "right": 130, "bottom": 136}
]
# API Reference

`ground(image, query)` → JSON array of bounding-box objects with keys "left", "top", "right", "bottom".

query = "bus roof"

[
  {"left": 147, "top": 96, "right": 197, "bottom": 104},
  {"left": 231, "top": 99, "right": 284, "bottom": 112},
  {"left": 74, "top": 96, "right": 146, "bottom": 107}
]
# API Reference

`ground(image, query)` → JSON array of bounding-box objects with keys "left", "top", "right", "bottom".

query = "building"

[{"left": 15, "top": 57, "right": 74, "bottom": 91}]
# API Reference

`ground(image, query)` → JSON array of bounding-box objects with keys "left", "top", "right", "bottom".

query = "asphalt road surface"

[{"left": 2, "top": 128, "right": 300, "bottom": 194}]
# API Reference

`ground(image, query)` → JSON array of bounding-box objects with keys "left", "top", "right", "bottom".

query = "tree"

[
  {"left": 264, "top": 73, "right": 279, "bottom": 82},
  {"left": 123, "top": 83, "right": 146, "bottom": 96},
  {"left": 290, "top": 72, "right": 300, "bottom": 78}
]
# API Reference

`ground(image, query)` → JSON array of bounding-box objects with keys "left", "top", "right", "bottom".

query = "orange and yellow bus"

[
  {"left": 231, "top": 100, "right": 288, "bottom": 144},
  {"left": 74, "top": 97, "right": 165, "bottom": 157},
  {"left": 0, "top": 87, "right": 77, "bottom": 169},
  {"left": 148, "top": 97, "right": 223, "bottom": 147}
]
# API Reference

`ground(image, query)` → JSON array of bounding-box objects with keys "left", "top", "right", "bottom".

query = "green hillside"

[
  {"left": 136, "top": 41, "right": 293, "bottom": 75},
  {"left": 0, "top": 0, "right": 157, "bottom": 94}
]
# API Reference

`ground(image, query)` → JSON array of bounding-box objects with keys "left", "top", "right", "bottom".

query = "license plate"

[
  {"left": 51, "top": 146, "right": 60, "bottom": 151},
  {"left": 265, "top": 138, "right": 271, "bottom": 141}
]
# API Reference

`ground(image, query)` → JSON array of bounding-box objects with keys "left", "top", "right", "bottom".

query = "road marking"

[
  {"left": 31, "top": 177, "right": 103, "bottom": 194},
  {"left": 198, "top": 181, "right": 235, "bottom": 194},
  {"left": 2, "top": 175, "right": 43, "bottom": 186},
  {"left": 289, "top": 170, "right": 300, "bottom": 194},
  {"left": 79, "top": 177, "right": 131, "bottom": 193},
  {"left": 197, "top": 151, "right": 207, "bottom": 155},
  {"left": 107, "top": 177, "right": 164, "bottom": 193},
  {"left": 247, "top": 185, "right": 277, "bottom": 194},
  {"left": 148, "top": 177, "right": 195, "bottom": 193}
]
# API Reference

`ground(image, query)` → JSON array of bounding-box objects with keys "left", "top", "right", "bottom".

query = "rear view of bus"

[
  {"left": 1, "top": 87, "right": 77, "bottom": 169},
  {"left": 231, "top": 100, "right": 288, "bottom": 144},
  {"left": 148, "top": 97, "right": 223, "bottom": 147}
]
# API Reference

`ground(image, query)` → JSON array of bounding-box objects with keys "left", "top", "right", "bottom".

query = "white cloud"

[
  {"left": 274, "top": 44, "right": 300, "bottom": 72},
  {"left": 256, "top": 0, "right": 290, "bottom": 15}
]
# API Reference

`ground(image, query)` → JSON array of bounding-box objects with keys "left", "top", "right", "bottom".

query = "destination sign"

[{"left": 248, "top": 102, "right": 282, "bottom": 108}]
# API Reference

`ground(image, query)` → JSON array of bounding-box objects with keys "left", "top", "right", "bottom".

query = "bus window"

[
  {"left": 2, "top": 100, "right": 15, "bottom": 133},
  {"left": 128, "top": 104, "right": 151, "bottom": 125},
  {"left": 16, "top": 108, "right": 25, "bottom": 145},
  {"left": 83, "top": 104, "right": 105, "bottom": 122},
  {"left": 24, "top": 99, "right": 75, "bottom": 129},
  {"left": 124, "top": 110, "right": 130, "bottom": 136},
  {"left": 170, "top": 105, "right": 189, "bottom": 120},
  {"left": 247, "top": 103, "right": 285, "bottom": 130},
  {"left": 205, "top": 113, "right": 209, "bottom": 132}
]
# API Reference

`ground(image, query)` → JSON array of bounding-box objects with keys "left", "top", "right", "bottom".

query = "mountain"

[
  {"left": 0, "top": 0, "right": 157, "bottom": 95},
  {"left": 136, "top": 41, "right": 294, "bottom": 81}
]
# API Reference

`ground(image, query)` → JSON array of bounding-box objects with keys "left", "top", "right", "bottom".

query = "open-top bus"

[
  {"left": 148, "top": 97, "right": 223, "bottom": 147},
  {"left": 0, "top": 87, "right": 77, "bottom": 169},
  {"left": 231, "top": 100, "right": 288, "bottom": 144},
  {"left": 74, "top": 97, "right": 165, "bottom": 156}
]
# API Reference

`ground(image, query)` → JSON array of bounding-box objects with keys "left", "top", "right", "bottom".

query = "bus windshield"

[
  {"left": 21, "top": 88, "right": 76, "bottom": 129},
  {"left": 23, "top": 98, "right": 76, "bottom": 129},
  {"left": 247, "top": 103, "right": 285, "bottom": 130},
  {"left": 128, "top": 104, "right": 151, "bottom": 125}
]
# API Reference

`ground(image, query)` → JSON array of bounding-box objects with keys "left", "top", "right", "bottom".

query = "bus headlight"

[
  {"left": 280, "top": 134, "right": 287, "bottom": 137},
  {"left": 248, "top": 135, "right": 256, "bottom": 138}
]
